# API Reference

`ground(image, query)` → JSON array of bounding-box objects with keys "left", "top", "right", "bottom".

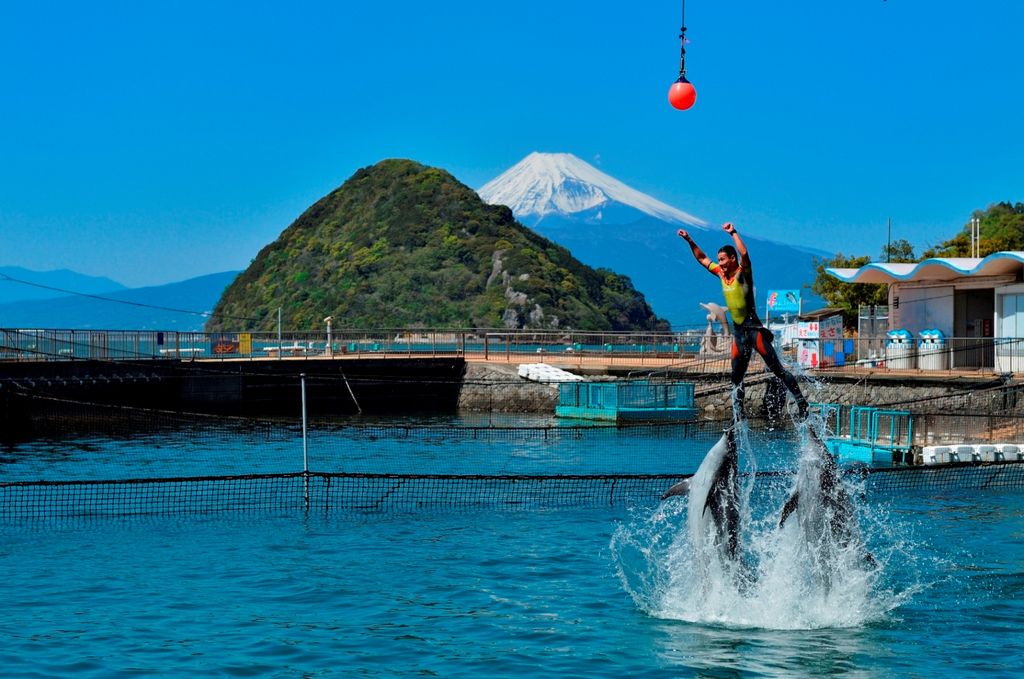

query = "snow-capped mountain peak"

[{"left": 478, "top": 152, "right": 705, "bottom": 227}]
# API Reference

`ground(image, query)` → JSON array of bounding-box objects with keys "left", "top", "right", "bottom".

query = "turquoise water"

[
  {"left": 1, "top": 416, "right": 799, "bottom": 479},
  {"left": 1, "top": 493, "right": 1022, "bottom": 677},
  {"left": 1, "top": 422, "right": 1023, "bottom": 676}
]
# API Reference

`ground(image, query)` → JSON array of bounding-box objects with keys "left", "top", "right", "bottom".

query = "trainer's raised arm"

[
  {"left": 678, "top": 229, "right": 712, "bottom": 269},
  {"left": 723, "top": 222, "right": 750, "bottom": 268}
]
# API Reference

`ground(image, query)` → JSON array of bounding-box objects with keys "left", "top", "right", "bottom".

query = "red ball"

[{"left": 668, "top": 79, "right": 697, "bottom": 110}]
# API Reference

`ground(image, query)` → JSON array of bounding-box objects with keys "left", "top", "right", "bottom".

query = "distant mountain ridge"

[
  {"left": 479, "top": 153, "right": 826, "bottom": 326},
  {"left": 0, "top": 271, "right": 238, "bottom": 330},
  {"left": 0, "top": 266, "right": 126, "bottom": 305}
]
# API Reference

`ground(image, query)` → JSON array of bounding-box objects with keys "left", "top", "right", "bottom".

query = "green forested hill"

[{"left": 207, "top": 159, "right": 667, "bottom": 332}]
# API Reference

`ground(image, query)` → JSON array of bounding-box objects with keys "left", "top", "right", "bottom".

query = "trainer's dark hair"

[{"left": 718, "top": 245, "right": 738, "bottom": 259}]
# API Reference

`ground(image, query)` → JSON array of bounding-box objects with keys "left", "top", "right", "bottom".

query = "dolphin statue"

[
  {"left": 662, "top": 427, "right": 741, "bottom": 563},
  {"left": 779, "top": 428, "right": 875, "bottom": 579}
]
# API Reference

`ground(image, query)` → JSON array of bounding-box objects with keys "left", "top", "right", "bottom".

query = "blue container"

[
  {"left": 918, "top": 328, "right": 947, "bottom": 347},
  {"left": 886, "top": 328, "right": 913, "bottom": 343}
]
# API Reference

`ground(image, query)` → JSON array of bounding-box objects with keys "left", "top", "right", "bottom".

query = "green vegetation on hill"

[
  {"left": 207, "top": 159, "right": 667, "bottom": 332},
  {"left": 923, "top": 202, "right": 1024, "bottom": 257}
]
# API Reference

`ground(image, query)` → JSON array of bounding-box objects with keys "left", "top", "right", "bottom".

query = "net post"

[{"left": 301, "top": 373, "right": 309, "bottom": 510}]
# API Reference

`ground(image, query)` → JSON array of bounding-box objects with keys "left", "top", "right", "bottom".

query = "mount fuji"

[
  {"left": 479, "top": 153, "right": 825, "bottom": 327},
  {"left": 479, "top": 152, "right": 705, "bottom": 228}
]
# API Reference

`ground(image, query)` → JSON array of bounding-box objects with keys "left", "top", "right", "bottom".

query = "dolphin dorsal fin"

[{"left": 779, "top": 491, "right": 800, "bottom": 527}]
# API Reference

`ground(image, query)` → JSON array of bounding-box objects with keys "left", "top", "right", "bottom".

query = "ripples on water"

[
  {"left": 2, "top": 430, "right": 1023, "bottom": 676},
  {"left": 0, "top": 493, "right": 1020, "bottom": 677}
]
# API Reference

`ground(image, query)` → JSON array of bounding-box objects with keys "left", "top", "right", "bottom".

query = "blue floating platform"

[
  {"left": 812, "top": 403, "right": 914, "bottom": 467},
  {"left": 828, "top": 440, "right": 899, "bottom": 466},
  {"left": 555, "top": 381, "right": 697, "bottom": 423}
]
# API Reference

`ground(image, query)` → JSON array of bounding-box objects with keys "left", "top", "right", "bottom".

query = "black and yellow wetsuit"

[{"left": 708, "top": 260, "right": 808, "bottom": 420}]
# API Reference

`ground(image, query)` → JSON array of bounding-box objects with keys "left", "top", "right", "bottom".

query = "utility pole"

[
  {"left": 886, "top": 217, "right": 892, "bottom": 262},
  {"left": 972, "top": 216, "right": 981, "bottom": 258}
]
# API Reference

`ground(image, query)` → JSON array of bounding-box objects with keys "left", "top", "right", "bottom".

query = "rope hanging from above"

[
  {"left": 668, "top": 0, "right": 697, "bottom": 110},
  {"left": 678, "top": 0, "right": 688, "bottom": 79}
]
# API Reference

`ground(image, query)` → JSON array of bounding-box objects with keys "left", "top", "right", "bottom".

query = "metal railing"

[
  {"left": 814, "top": 402, "right": 1024, "bottom": 448},
  {"left": 5, "top": 327, "right": 1024, "bottom": 377},
  {"left": 0, "top": 327, "right": 712, "bottom": 364},
  {"left": 810, "top": 336, "right": 1024, "bottom": 374}
]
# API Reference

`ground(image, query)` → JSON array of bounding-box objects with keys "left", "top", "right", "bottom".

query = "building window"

[{"left": 1001, "top": 294, "right": 1023, "bottom": 338}]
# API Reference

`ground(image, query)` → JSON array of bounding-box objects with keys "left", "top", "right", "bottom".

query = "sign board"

[
  {"left": 798, "top": 339, "right": 819, "bottom": 368},
  {"left": 819, "top": 314, "right": 843, "bottom": 341},
  {"left": 798, "top": 313, "right": 843, "bottom": 340},
  {"left": 211, "top": 334, "right": 239, "bottom": 355},
  {"left": 767, "top": 289, "right": 801, "bottom": 314},
  {"left": 798, "top": 321, "right": 819, "bottom": 339}
]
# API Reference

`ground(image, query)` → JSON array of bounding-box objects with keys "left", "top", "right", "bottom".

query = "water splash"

[{"left": 611, "top": 418, "right": 921, "bottom": 630}]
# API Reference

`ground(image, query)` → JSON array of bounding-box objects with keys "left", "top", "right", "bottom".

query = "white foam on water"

[{"left": 611, "top": 418, "right": 921, "bottom": 631}]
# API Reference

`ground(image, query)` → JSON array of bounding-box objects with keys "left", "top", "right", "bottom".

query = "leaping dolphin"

[
  {"left": 662, "top": 427, "right": 741, "bottom": 562},
  {"left": 779, "top": 428, "right": 875, "bottom": 578}
]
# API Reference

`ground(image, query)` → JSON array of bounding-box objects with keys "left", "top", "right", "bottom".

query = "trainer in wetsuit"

[{"left": 677, "top": 223, "right": 809, "bottom": 421}]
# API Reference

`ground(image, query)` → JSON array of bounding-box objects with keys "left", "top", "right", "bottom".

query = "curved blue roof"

[{"left": 826, "top": 251, "right": 1024, "bottom": 284}]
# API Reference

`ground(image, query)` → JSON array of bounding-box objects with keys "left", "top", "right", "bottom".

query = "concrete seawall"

[
  {"left": 458, "top": 363, "right": 559, "bottom": 413},
  {"left": 458, "top": 362, "right": 1019, "bottom": 416},
  {"left": 4, "top": 358, "right": 1018, "bottom": 427}
]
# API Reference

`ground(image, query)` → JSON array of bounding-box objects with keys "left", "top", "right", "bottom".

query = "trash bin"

[
  {"left": 885, "top": 329, "right": 916, "bottom": 369},
  {"left": 917, "top": 329, "right": 948, "bottom": 370}
]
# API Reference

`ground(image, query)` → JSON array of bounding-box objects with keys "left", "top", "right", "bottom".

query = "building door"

[
  {"left": 954, "top": 290, "right": 994, "bottom": 368},
  {"left": 997, "top": 292, "right": 1024, "bottom": 373}
]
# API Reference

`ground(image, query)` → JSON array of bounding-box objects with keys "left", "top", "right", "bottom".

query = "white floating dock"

[{"left": 517, "top": 363, "right": 585, "bottom": 383}]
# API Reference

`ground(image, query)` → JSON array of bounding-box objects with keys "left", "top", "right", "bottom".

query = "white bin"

[
  {"left": 918, "top": 343, "right": 949, "bottom": 370},
  {"left": 886, "top": 340, "right": 917, "bottom": 370}
]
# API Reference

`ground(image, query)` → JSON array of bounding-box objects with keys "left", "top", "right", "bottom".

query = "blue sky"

[{"left": 2, "top": 1, "right": 1022, "bottom": 287}]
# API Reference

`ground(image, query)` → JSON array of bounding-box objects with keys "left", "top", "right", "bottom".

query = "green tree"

[
  {"left": 811, "top": 253, "right": 888, "bottom": 329},
  {"left": 880, "top": 238, "right": 916, "bottom": 263}
]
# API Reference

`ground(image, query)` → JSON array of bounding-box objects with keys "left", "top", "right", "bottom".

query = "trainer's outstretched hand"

[
  {"left": 722, "top": 222, "right": 736, "bottom": 235},
  {"left": 677, "top": 229, "right": 690, "bottom": 240}
]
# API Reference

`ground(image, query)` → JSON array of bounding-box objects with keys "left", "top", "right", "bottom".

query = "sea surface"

[{"left": 1, "top": 417, "right": 1022, "bottom": 677}]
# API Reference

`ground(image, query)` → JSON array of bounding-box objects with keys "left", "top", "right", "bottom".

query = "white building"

[{"left": 827, "top": 252, "right": 1024, "bottom": 372}]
